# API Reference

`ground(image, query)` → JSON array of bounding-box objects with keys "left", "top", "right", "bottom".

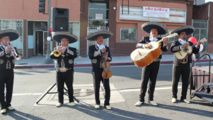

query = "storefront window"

[
  {"left": 192, "top": 20, "right": 208, "bottom": 51},
  {"left": 120, "top": 28, "right": 137, "bottom": 41},
  {"left": 88, "top": 2, "right": 109, "bottom": 28}
]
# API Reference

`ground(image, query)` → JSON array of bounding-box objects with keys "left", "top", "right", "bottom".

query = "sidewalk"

[{"left": 14, "top": 53, "right": 213, "bottom": 68}]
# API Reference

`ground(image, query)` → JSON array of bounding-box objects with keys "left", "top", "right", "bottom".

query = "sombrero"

[
  {"left": 170, "top": 25, "right": 195, "bottom": 35},
  {"left": 52, "top": 32, "right": 78, "bottom": 43},
  {"left": 141, "top": 22, "right": 168, "bottom": 35},
  {"left": 0, "top": 29, "right": 20, "bottom": 41},
  {"left": 86, "top": 31, "right": 113, "bottom": 41}
]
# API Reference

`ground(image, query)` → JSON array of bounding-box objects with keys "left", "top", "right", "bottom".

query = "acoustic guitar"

[
  {"left": 130, "top": 33, "right": 178, "bottom": 67},
  {"left": 174, "top": 38, "right": 207, "bottom": 60}
]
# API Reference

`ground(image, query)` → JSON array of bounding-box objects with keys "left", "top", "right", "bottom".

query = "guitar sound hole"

[{"left": 183, "top": 48, "right": 188, "bottom": 52}]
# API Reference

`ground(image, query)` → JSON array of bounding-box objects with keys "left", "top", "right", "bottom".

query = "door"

[{"left": 35, "top": 31, "right": 43, "bottom": 55}]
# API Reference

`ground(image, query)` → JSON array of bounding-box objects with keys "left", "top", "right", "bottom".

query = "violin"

[{"left": 102, "top": 59, "right": 112, "bottom": 79}]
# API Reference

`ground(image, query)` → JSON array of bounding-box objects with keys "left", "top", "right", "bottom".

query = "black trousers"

[
  {"left": 139, "top": 61, "right": 160, "bottom": 102},
  {"left": 172, "top": 63, "right": 190, "bottom": 100},
  {"left": 56, "top": 69, "right": 74, "bottom": 104},
  {"left": 92, "top": 68, "right": 110, "bottom": 106},
  {"left": 0, "top": 69, "right": 14, "bottom": 109}
]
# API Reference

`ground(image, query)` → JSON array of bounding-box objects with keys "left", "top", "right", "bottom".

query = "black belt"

[{"left": 179, "top": 58, "right": 188, "bottom": 64}]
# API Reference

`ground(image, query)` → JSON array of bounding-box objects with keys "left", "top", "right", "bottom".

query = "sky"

[{"left": 205, "top": 0, "right": 213, "bottom": 2}]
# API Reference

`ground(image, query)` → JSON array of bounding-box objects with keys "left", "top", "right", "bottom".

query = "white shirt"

[
  {"left": 2, "top": 45, "right": 6, "bottom": 49},
  {"left": 97, "top": 44, "right": 105, "bottom": 50},
  {"left": 1, "top": 45, "right": 8, "bottom": 54},
  {"left": 179, "top": 39, "right": 187, "bottom": 45},
  {"left": 178, "top": 39, "right": 189, "bottom": 50},
  {"left": 149, "top": 37, "right": 158, "bottom": 42}
]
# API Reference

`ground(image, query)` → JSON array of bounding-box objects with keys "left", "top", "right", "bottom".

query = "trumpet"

[
  {"left": 7, "top": 42, "right": 22, "bottom": 60},
  {"left": 53, "top": 50, "right": 61, "bottom": 57},
  {"left": 53, "top": 43, "right": 65, "bottom": 57}
]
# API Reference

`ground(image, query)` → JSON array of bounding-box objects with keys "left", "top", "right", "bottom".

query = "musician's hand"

[
  {"left": 162, "top": 37, "right": 167, "bottom": 46},
  {"left": 11, "top": 49, "right": 15, "bottom": 53},
  {"left": 6, "top": 45, "right": 12, "bottom": 53},
  {"left": 60, "top": 47, "right": 66, "bottom": 53},
  {"left": 197, "top": 41, "right": 202, "bottom": 47},
  {"left": 101, "top": 48, "right": 106, "bottom": 53},
  {"left": 181, "top": 43, "right": 188, "bottom": 49},
  {"left": 103, "top": 56, "right": 108, "bottom": 60},
  {"left": 56, "top": 46, "right": 61, "bottom": 50},
  {"left": 144, "top": 44, "right": 152, "bottom": 49}
]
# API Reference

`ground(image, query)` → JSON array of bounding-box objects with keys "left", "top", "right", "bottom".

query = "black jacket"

[
  {"left": 50, "top": 47, "right": 77, "bottom": 68},
  {"left": 136, "top": 36, "right": 168, "bottom": 59},
  {"left": 0, "top": 45, "right": 19, "bottom": 69},
  {"left": 89, "top": 44, "right": 112, "bottom": 68},
  {"left": 170, "top": 40, "right": 199, "bottom": 64}
]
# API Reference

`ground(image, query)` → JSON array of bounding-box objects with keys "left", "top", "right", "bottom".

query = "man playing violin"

[
  {"left": 0, "top": 29, "right": 20, "bottom": 114},
  {"left": 50, "top": 32, "right": 78, "bottom": 107},
  {"left": 170, "top": 26, "right": 201, "bottom": 104},
  {"left": 135, "top": 22, "right": 168, "bottom": 106},
  {"left": 86, "top": 31, "right": 113, "bottom": 110}
]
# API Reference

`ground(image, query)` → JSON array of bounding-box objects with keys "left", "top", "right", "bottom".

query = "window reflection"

[{"left": 120, "top": 28, "right": 137, "bottom": 41}]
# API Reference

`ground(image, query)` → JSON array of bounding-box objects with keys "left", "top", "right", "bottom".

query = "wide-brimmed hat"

[
  {"left": 52, "top": 32, "right": 78, "bottom": 43},
  {"left": 0, "top": 29, "right": 20, "bottom": 41},
  {"left": 141, "top": 22, "right": 168, "bottom": 35},
  {"left": 170, "top": 25, "right": 195, "bottom": 35},
  {"left": 86, "top": 31, "right": 113, "bottom": 41}
]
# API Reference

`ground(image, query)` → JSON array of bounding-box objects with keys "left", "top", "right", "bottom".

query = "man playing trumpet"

[
  {"left": 0, "top": 29, "right": 21, "bottom": 114},
  {"left": 50, "top": 32, "right": 78, "bottom": 107}
]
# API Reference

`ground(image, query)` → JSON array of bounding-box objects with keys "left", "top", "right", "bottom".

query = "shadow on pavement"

[
  {"left": 158, "top": 104, "right": 213, "bottom": 118},
  {"left": 63, "top": 103, "right": 169, "bottom": 120},
  {"left": 2, "top": 110, "right": 44, "bottom": 120}
]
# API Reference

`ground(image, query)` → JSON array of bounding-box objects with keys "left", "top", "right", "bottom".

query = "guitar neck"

[{"left": 157, "top": 33, "right": 178, "bottom": 44}]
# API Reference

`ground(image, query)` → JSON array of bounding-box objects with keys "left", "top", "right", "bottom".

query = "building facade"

[
  {"left": 1, "top": 0, "right": 204, "bottom": 58},
  {"left": 80, "top": 0, "right": 194, "bottom": 56},
  {"left": 0, "top": 0, "right": 80, "bottom": 58},
  {"left": 193, "top": 1, "right": 213, "bottom": 53}
]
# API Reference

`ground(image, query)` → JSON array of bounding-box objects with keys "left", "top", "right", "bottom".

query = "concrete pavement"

[{"left": 1, "top": 65, "right": 213, "bottom": 120}]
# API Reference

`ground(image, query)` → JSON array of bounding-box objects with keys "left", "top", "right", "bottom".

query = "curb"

[{"left": 14, "top": 59, "right": 211, "bottom": 69}]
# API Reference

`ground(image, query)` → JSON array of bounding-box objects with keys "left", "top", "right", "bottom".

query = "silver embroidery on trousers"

[
  {"left": 6, "top": 60, "right": 11, "bottom": 69},
  {"left": 61, "top": 59, "right": 65, "bottom": 68}
]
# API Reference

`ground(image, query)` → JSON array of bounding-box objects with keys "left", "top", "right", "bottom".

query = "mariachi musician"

[
  {"left": 135, "top": 22, "right": 168, "bottom": 106},
  {"left": 0, "top": 29, "right": 21, "bottom": 114},
  {"left": 170, "top": 26, "right": 201, "bottom": 103},
  {"left": 86, "top": 31, "right": 113, "bottom": 110},
  {"left": 50, "top": 32, "right": 78, "bottom": 107}
]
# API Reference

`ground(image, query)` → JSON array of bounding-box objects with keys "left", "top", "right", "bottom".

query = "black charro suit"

[
  {"left": 0, "top": 45, "right": 20, "bottom": 109},
  {"left": 50, "top": 47, "right": 77, "bottom": 104},
  {"left": 136, "top": 36, "right": 168, "bottom": 102},
  {"left": 89, "top": 44, "right": 112, "bottom": 106},
  {"left": 170, "top": 40, "right": 199, "bottom": 100}
]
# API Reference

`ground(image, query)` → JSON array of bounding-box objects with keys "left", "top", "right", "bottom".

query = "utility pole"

[{"left": 44, "top": 0, "right": 53, "bottom": 64}]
